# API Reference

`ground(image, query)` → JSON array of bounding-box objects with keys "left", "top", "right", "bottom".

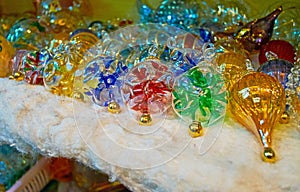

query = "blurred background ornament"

[
  {"left": 6, "top": 18, "right": 48, "bottom": 50},
  {"left": 285, "top": 64, "right": 300, "bottom": 122},
  {"left": 262, "top": 1, "right": 300, "bottom": 48},
  {"left": 0, "top": 35, "right": 15, "bottom": 77},
  {"left": 137, "top": 0, "right": 200, "bottom": 31},
  {"left": 36, "top": 0, "right": 90, "bottom": 41},
  {"left": 0, "top": 144, "right": 38, "bottom": 191},
  {"left": 200, "top": 0, "right": 250, "bottom": 33},
  {"left": 229, "top": 72, "right": 286, "bottom": 163},
  {"left": 172, "top": 63, "right": 226, "bottom": 138},
  {"left": 259, "top": 40, "right": 296, "bottom": 64}
]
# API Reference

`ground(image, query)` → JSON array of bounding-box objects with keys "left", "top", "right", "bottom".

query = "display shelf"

[{"left": 0, "top": 78, "right": 299, "bottom": 191}]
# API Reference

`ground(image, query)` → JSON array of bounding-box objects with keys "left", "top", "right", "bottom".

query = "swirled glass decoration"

[{"left": 172, "top": 63, "right": 226, "bottom": 137}]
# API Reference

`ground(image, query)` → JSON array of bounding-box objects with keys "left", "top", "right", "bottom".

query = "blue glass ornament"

[
  {"left": 258, "top": 59, "right": 294, "bottom": 89},
  {"left": 83, "top": 55, "right": 128, "bottom": 109}
]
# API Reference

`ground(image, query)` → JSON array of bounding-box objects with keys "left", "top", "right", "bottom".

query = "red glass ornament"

[
  {"left": 130, "top": 80, "right": 170, "bottom": 114},
  {"left": 259, "top": 40, "right": 296, "bottom": 64}
]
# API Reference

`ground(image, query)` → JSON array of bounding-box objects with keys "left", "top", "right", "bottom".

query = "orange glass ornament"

[
  {"left": 0, "top": 35, "right": 15, "bottom": 77},
  {"left": 216, "top": 51, "right": 252, "bottom": 91},
  {"left": 229, "top": 72, "right": 286, "bottom": 163}
]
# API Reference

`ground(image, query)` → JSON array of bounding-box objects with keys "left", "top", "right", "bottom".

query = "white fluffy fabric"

[{"left": 0, "top": 78, "right": 299, "bottom": 192}]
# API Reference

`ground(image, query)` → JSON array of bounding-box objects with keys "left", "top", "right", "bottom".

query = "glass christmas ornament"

[
  {"left": 88, "top": 21, "right": 107, "bottom": 39},
  {"left": 258, "top": 59, "right": 294, "bottom": 89},
  {"left": 19, "top": 49, "right": 52, "bottom": 85},
  {"left": 285, "top": 64, "right": 300, "bottom": 120},
  {"left": 258, "top": 59, "right": 294, "bottom": 124},
  {"left": 167, "top": 34, "right": 215, "bottom": 76},
  {"left": 0, "top": 35, "right": 15, "bottom": 77},
  {"left": 229, "top": 72, "right": 286, "bottom": 163},
  {"left": 6, "top": 18, "right": 48, "bottom": 50},
  {"left": 215, "top": 51, "right": 253, "bottom": 91},
  {"left": 172, "top": 64, "right": 226, "bottom": 138},
  {"left": 9, "top": 49, "right": 28, "bottom": 81},
  {"left": 259, "top": 40, "right": 296, "bottom": 65},
  {"left": 80, "top": 55, "right": 127, "bottom": 113},
  {"left": 0, "top": 14, "right": 22, "bottom": 37},
  {"left": 44, "top": 29, "right": 97, "bottom": 96},
  {"left": 121, "top": 59, "right": 173, "bottom": 126},
  {"left": 235, "top": 6, "right": 282, "bottom": 52},
  {"left": 43, "top": 41, "right": 85, "bottom": 96},
  {"left": 69, "top": 28, "right": 99, "bottom": 59}
]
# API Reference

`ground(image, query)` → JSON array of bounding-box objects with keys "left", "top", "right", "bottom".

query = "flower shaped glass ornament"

[
  {"left": 0, "top": 35, "right": 15, "bottom": 77},
  {"left": 19, "top": 49, "right": 52, "bottom": 85},
  {"left": 121, "top": 59, "right": 174, "bottom": 126},
  {"left": 215, "top": 51, "right": 254, "bottom": 91},
  {"left": 166, "top": 33, "right": 215, "bottom": 76},
  {"left": 172, "top": 63, "right": 226, "bottom": 138},
  {"left": 43, "top": 41, "right": 85, "bottom": 96},
  {"left": 229, "top": 72, "right": 286, "bottom": 163},
  {"left": 81, "top": 55, "right": 128, "bottom": 114}
]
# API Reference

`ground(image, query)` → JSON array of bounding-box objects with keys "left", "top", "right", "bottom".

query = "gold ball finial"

[
  {"left": 107, "top": 101, "right": 121, "bottom": 114},
  {"left": 279, "top": 111, "right": 290, "bottom": 124},
  {"left": 188, "top": 121, "right": 203, "bottom": 138},
  {"left": 139, "top": 113, "right": 152, "bottom": 126},
  {"left": 262, "top": 147, "right": 276, "bottom": 163}
]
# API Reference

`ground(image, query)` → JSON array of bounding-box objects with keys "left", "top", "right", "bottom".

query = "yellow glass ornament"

[
  {"left": 229, "top": 72, "right": 286, "bottom": 163},
  {"left": 69, "top": 29, "right": 99, "bottom": 55},
  {"left": 0, "top": 35, "right": 15, "bottom": 77},
  {"left": 216, "top": 51, "right": 252, "bottom": 91}
]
